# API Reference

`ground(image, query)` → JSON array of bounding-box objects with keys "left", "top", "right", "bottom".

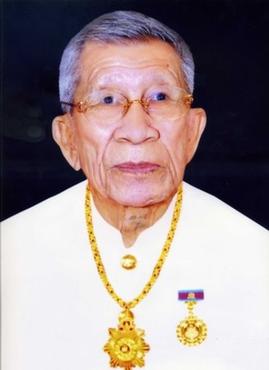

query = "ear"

[
  {"left": 52, "top": 114, "right": 81, "bottom": 171},
  {"left": 185, "top": 108, "right": 206, "bottom": 163}
]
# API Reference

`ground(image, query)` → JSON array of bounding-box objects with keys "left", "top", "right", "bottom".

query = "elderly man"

[{"left": 2, "top": 10, "right": 268, "bottom": 370}]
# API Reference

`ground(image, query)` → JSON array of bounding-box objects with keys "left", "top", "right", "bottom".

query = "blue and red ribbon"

[{"left": 178, "top": 289, "right": 204, "bottom": 301}]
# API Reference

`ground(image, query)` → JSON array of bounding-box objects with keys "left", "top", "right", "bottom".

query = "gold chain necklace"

[{"left": 85, "top": 185, "right": 183, "bottom": 370}]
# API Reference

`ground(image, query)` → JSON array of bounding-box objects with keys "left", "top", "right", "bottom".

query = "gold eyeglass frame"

[{"left": 60, "top": 89, "right": 193, "bottom": 118}]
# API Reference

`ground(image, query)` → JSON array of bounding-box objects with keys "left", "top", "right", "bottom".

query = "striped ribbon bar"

[{"left": 178, "top": 290, "right": 204, "bottom": 301}]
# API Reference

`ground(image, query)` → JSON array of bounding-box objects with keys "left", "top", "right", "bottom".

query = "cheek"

[
  {"left": 161, "top": 123, "right": 189, "bottom": 167},
  {"left": 74, "top": 122, "right": 113, "bottom": 172}
]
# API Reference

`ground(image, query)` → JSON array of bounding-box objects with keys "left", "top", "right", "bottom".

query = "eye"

[
  {"left": 87, "top": 90, "right": 124, "bottom": 108},
  {"left": 150, "top": 92, "right": 168, "bottom": 101},
  {"left": 103, "top": 95, "right": 114, "bottom": 104},
  {"left": 156, "top": 92, "right": 167, "bottom": 101},
  {"left": 98, "top": 92, "right": 124, "bottom": 105}
]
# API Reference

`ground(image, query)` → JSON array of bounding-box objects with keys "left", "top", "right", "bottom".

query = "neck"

[{"left": 91, "top": 190, "right": 174, "bottom": 247}]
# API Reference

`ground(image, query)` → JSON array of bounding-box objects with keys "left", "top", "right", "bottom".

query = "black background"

[{"left": 2, "top": 0, "right": 269, "bottom": 228}]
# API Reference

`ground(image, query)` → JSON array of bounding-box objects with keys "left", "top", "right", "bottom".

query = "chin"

[{"left": 108, "top": 183, "right": 174, "bottom": 208}]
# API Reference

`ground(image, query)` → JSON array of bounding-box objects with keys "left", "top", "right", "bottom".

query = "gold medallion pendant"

[
  {"left": 104, "top": 310, "right": 150, "bottom": 370},
  {"left": 177, "top": 291, "right": 207, "bottom": 346}
]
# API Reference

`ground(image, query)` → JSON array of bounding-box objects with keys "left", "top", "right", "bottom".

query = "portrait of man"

[{"left": 2, "top": 3, "right": 269, "bottom": 370}]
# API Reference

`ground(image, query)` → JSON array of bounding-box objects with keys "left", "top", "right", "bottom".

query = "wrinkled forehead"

[{"left": 75, "top": 39, "right": 185, "bottom": 96}]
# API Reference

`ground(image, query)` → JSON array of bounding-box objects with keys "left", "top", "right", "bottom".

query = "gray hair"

[{"left": 59, "top": 10, "right": 195, "bottom": 112}]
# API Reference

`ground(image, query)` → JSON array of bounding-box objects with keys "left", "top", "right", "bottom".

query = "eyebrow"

[
  {"left": 89, "top": 74, "right": 178, "bottom": 92},
  {"left": 84, "top": 80, "right": 177, "bottom": 100}
]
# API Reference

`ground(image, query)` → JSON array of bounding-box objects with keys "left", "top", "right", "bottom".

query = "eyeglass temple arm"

[{"left": 60, "top": 101, "right": 76, "bottom": 107}]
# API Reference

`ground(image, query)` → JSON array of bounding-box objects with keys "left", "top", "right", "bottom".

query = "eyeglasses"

[{"left": 61, "top": 86, "right": 193, "bottom": 124}]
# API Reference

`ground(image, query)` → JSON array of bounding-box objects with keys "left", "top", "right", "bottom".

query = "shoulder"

[
  {"left": 2, "top": 181, "right": 86, "bottom": 223},
  {"left": 181, "top": 182, "right": 269, "bottom": 280},
  {"left": 181, "top": 181, "right": 268, "bottom": 270},
  {"left": 1, "top": 180, "right": 87, "bottom": 243},
  {"left": 183, "top": 181, "right": 268, "bottom": 238}
]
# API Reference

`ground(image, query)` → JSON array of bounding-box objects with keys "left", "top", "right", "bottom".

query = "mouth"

[{"left": 114, "top": 161, "right": 160, "bottom": 174}]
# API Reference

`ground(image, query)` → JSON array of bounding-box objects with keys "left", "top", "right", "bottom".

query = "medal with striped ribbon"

[{"left": 176, "top": 289, "right": 207, "bottom": 346}]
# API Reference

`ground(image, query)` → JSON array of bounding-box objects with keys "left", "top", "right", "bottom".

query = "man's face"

[{"left": 53, "top": 40, "right": 206, "bottom": 207}]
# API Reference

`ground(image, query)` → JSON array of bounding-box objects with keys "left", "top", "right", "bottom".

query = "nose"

[{"left": 113, "top": 100, "right": 160, "bottom": 144}]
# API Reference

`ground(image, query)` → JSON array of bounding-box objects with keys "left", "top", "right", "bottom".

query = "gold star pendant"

[{"left": 104, "top": 310, "right": 150, "bottom": 370}]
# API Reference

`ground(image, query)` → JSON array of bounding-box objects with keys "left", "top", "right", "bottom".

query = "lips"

[{"left": 114, "top": 161, "right": 160, "bottom": 174}]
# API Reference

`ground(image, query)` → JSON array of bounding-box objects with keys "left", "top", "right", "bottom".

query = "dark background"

[{"left": 1, "top": 0, "right": 269, "bottom": 228}]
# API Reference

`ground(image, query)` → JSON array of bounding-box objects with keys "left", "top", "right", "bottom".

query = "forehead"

[{"left": 76, "top": 39, "right": 184, "bottom": 94}]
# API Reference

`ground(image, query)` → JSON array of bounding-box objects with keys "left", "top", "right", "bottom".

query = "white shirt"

[{"left": 2, "top": 181, "right": 269, "bottom": 370}]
